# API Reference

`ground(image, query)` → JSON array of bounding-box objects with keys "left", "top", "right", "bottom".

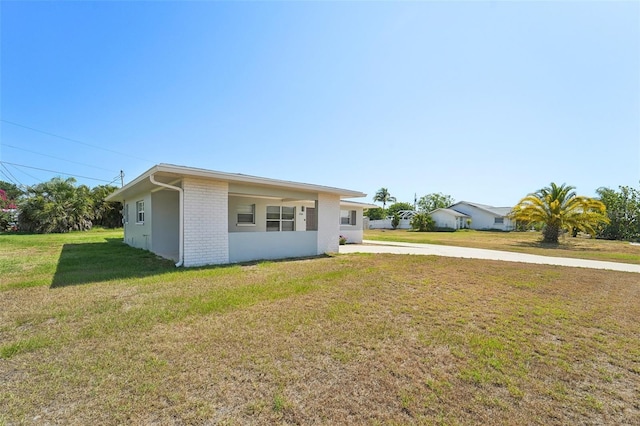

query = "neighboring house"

[
  {"left": 340, "top": 200, "right": 379, "bottom": 242},
  {"left": 446, "top": 201, "right": 515, "bottom": 231},
  {"left": 105, "top": 164, "right": 369, "bottom": 267},
  {"left": 429, "top": 208, "right": 471, "bottom": 230}
]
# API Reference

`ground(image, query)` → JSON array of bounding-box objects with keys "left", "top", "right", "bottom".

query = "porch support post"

[{"left": 316, "top": 193, "right": 340, "bottom": 255}]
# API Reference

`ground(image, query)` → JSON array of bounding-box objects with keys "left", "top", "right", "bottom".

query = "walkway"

[{"left": 339, "top": 240, "right": 640, "bottom": 273}]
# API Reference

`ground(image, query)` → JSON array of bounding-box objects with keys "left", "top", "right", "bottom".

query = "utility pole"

[{"left": 120, "top": 170, "right": 124, "bottom": 187}]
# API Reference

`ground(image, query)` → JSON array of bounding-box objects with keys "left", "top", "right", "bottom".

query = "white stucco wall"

[
  {"left": 151, "top": 190, "right": 180, "bottom": 261},
  {"left": 123, "top": 193, "right": 152, "bottom": 252},
  {"left": 368, "top": 219, "right": 412, "bottom": 229},
  {"left": 430, "top": 210, "right": 458, "bottom": 229},
  {"left": 229, "top": 231, "right": 318, "bottom": 263},
  {"left": 183, "top": 178, "right": 229, "bottom": 266},
  {"left": 317, "top": 193, "right": 340, "bottom": 254}
]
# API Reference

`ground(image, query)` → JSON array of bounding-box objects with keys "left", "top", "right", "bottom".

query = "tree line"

[
  {"left": 2, "top": 178, "right": 639, "bottom": 242},
  {"left": 368, "top": 189, "right": 454, "bottom": 220},
  {"left": 367, "top": 183, "right": 640, "bottom": 243},
  {"left": 0, "top": 178, "right": 122, "bottom": 233},
  {"left": 368, "top": 189, "right": 456, "bottom": 232}
]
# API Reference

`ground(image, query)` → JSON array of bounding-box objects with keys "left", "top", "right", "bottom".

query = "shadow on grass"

[
  {"left": 51, "top": 239, "right": 331, "bottom": 288},
  {"left": 51, "top": 238, "right": 177, "bottom": 288},
  {"left": 512, "top": 239, "right": 603, "bottom": 252}
]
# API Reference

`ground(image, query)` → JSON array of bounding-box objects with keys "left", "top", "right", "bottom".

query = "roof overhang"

[
  {"left": 451, "top": 201, "right": 511, "bottom": 217},
  {"left": 106, "top": 163, "right": 367, "bottom": 202},
  {"left": 340, "top": 200, "right": 380, "bottom": 209},
  {"left": 433, "top": 208, "right": 471, "bottom": 217}
]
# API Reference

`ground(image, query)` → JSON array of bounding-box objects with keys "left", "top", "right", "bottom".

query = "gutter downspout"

[{"left": 149, "top": 174, "right": 184, "bottom": 267}]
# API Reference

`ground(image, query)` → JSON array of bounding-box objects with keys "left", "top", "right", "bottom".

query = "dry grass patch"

[
  {"left": 365, "top": 229, "right": 640, "bottom": 264},
  {"left": 1, "top": 231, "right": 639, "bottom": 425}
]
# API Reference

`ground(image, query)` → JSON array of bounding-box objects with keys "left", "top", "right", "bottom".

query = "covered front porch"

[{"left": 226, "top": 184, "right": 335, "bottom": 263}]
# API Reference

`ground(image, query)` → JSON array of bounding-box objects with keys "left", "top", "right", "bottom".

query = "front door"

[{"left": 306, "top": 207, "right": 317, "bottom": 231}]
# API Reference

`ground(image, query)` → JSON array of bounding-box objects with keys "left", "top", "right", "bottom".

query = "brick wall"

[
  {"left": 317, "top": 193, "right": 340, "bottom": 254},
  {"left": 183, "top": 178, "right": 229, "bottom": 266}
]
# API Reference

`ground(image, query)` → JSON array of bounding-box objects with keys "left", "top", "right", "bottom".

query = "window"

[
  {"left": 123, "top": 204, "right": 129, "bottom": 224},
  {"left": 340, "top": 210, "right": 356, "bottom": 226},
  {"left": 136, "top": 200, "right": 145, "bottom": 223},
  {"left": 266, "top": 206, "right": 295, "bottom": 231},
  {"left": 237, "top": 204, "right": 255, "bottom": 225},
  {"left": 494, "top": 217, "right": 504, "bottom": 224}
]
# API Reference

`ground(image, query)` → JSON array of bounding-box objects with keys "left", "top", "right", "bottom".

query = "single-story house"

[
  {"left": 105, "top": 164, "right": 370, "bottom": 267},
  {"left": 340, "top": 200, "right": 379, "bottom": 241},
  {"left": 429, "top": 208, "right": 471, "bottom": 230},
  {"left": 446, "top": 201, "right": 515, "bottom": 231}
]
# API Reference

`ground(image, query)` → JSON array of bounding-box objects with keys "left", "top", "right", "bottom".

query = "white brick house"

[{"left": 106, "top": 164, "right": 369, "bottom": 267}]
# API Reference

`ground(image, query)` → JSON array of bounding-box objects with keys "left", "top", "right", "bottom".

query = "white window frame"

[
  {"left": 136, "top": 200, "right": 145, "bottom": 224},
  {"left": 236, "top": 203, "right": 256, "bottom": 226},
  {"left": 494, "top": 217, "right": 504, "bottom": 224},
  {"left": 340, "top": 209, "right": 356, "bottom": 226},
  {"left": 266, "top": 206, "right": 295, "bottom": 231}
]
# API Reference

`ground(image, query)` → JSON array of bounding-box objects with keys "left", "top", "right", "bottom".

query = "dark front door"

[{"left": 306, "top": 207, "right": 317, "bottom": 231}]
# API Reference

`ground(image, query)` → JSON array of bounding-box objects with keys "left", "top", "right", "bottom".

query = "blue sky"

[{"left": 1, "top": 1, "right": 638, "bottom": 207}]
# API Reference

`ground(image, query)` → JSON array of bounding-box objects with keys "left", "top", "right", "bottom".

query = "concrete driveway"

[{"left": 339, "top": 240, "right": 640, "bottom": 274}]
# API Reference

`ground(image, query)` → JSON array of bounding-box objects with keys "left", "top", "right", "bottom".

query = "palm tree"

[
  {"left": 18, "top": 177, "right": 94, "bottom": 233},
  {"left": 373, "top": 187, "right": 396, "bottom": 210},
  {"left": 91, "top": 185, "right": 122, "bottom": 228},
  {"left": 510, "top": 182, "right": 609, "bottom": 244}
]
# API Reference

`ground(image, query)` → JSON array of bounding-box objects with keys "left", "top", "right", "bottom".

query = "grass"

[
  {"left": 365, "top": 228, "right": 640, "bottom": 264},
  {"left": 1, "top": 229, "right": 639, "bottom": 424}
]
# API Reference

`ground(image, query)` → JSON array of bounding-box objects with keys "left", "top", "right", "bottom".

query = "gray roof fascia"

[
  {"left": 107, "top": 163, "right": 367, "bottom": 201},
  {"left": 431, "top": 208, "right": 471, "bottom": 217},
  {"left": 340, "top": 200, "right": 380, "bottom": 209}
]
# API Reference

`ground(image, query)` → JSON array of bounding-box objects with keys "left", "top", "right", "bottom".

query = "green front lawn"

[{"left": 1, "top": 230, "right": 639, "bottom": 424}]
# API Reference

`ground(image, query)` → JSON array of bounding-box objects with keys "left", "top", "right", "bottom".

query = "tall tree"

[
  {"left": 386, "top": 202, "right": 415, "bottom": 218},
  {"left": 91, "top": 185, "right": 123, "bottom": 228},
  {"left": 0, "top": 180, "right": 23, "bottom": 208},
  {"left": 510, "top": 182, "right": 609, "bottom": 244},
  {"left": 364, "top": 207, "right": 385, "bottom": 220},
  {"left": 417, "top": 193, "right": 455, "bottom": 212},
  {"left": 18, "top": 177, "right": 94, "bottom": 233},
  {"left": 596, "top": 185, "right": 640, "bottom": 241},
  {"left": 373, "top": 188, "right": 396, "bottom": 210}
]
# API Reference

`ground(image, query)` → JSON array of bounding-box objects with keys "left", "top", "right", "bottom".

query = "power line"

[
  {"left": 0, "top": 161, "right": 114, "bottom": 183},
  {"left": 2, "top": 143, "right": 117, "bottom": 173},
  {"left": 0, "top": 119, "right": 156, "bottom": 164},
  {"left": 4, "top": 162, "right": 43, "bottom": 186},
  {"left": 0, "top": 163, "right": 24, "bottom": 187},
  {"left": 0, "top": 168, "right": 19, "bottom": 186}
]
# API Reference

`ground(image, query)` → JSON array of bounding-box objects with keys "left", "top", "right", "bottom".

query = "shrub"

[
  {"left": 410, "top": 212, "right": 435, "bottom": 232},
  {"left": 364, "top": 208, "right": 385, "bottom": 220},
  {"left": 391, "top": 213, "right": 400, "bottom": 229},
  {"left": 0, "top": 210, "right": 12, "bottom": 231}
]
